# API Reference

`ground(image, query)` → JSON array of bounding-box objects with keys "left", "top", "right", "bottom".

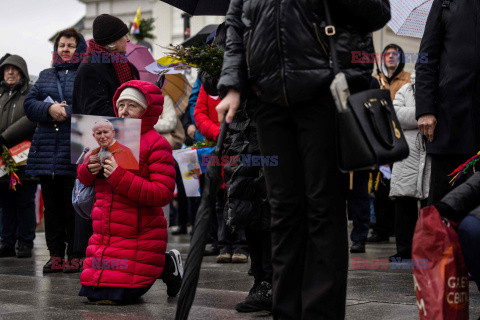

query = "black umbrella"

[
  {"left": 160, "top": 0, "right": 229, "bottom": 16},
  {"left": 175, "top": 120, "right": 228, "bottom": 320},
  {"left": 181, "top": 24, "right": 218, "bottom": 47}
]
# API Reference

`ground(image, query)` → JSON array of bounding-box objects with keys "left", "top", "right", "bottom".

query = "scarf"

[{"left": 87, "top": 39, "right": 134, "bottom": 84}]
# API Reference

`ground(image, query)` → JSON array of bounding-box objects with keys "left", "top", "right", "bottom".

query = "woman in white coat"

[{"left": 389, "top": 72, "right": 431, "bottom": 260}]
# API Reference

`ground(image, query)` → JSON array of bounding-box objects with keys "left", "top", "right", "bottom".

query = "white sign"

[{"left": 173, "top": 148, "right": 202, "bottom": 197}]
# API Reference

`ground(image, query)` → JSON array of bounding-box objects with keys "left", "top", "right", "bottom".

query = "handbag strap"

[
  {"left": 322, "top": 0, "right": 340, "bottom": 75},
  {"left": 322, "top": 1, "right": 386, "bottom": 89},
  {"left": 55, "top": 70, "right": 65, "bottom": 102}
]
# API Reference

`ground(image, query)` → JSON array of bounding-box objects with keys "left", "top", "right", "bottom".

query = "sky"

[{"left": 0, "top": 0, "right": 86, "bottom": 75}]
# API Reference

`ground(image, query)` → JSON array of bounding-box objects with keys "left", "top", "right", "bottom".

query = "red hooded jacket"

[
  {"left": 193, "top": 85, "right": 221, "bottom": 142},
  {"left": 77, "top": 80, "right": 176, "bottom": 288}
]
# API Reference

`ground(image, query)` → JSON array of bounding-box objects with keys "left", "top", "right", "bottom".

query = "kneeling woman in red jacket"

[{"left": 77, "top": 80, "right": 182, "bottom": 304}]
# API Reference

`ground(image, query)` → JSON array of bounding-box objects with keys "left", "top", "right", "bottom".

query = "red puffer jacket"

[
  {"left": 193, "top": 85, "right": 221, "bottom": 141},
  {"left": 77, "top": 80, "right": 176, "bottom": 288}
]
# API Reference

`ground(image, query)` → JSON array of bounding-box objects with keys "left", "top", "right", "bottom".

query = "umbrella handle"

[
  {"left": 215, "top": 120, "right": 228, "bottom": 154},
  {"left": 155, "top": 74, "right": 166, "bottom": 89}
]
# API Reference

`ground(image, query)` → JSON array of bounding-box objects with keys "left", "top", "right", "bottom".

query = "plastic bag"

[{"left": 412, "top": 206, "right": 469, "bottom": 319}]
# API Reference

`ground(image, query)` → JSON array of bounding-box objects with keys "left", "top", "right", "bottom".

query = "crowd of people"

[{"left": 0, "top": 0, "right": 479, "bottom": 318}]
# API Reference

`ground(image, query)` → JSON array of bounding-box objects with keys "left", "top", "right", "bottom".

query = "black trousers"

[
  {"left": 255, "top": 92, "right": 348, "bottom": 320},
  {"left": 393, "top": 197, "right": 419, "bottom": 258},
  {"left": 73, "top": 214, "right": 93, "bottom": 258},
  {"left": 372, "top": 176, "right": 394, "bottom": 238},
  {"left": 40, "top": 176, "right": 76, "bottom": 257},
  {"left": 0, "top": 181, "right": 37, "bottom": 248},
  {"left": 245, "top": 227, "right": 272, "bottom": 284},
  {"left": 428, "top": 154, "right": 471, "bottom": 205},
  {"left": 348, "top": 171, "right": 371, "bottom": 243}
]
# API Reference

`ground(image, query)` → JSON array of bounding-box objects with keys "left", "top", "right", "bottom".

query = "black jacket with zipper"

[
  {"left": 218, "top": 0, "right": 391, "bottom": 106},
  {"left": 437, "top": 171, "right": 480, "bottom": 222}
]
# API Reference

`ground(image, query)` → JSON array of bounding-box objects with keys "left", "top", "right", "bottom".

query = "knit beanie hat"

[
  {"left": 93, "top": 14, "right": 129, "bottom": 46},
  {"left": 116, "top": 87, "right": 148, "bottom": 109}
]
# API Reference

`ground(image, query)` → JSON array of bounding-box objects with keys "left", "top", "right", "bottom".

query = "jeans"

[
  {"left": 216, "top": 189, "right": 248, "bottom": 255},
  {"left": 0, "top": 181, "right": 37, "bottom": 248}
]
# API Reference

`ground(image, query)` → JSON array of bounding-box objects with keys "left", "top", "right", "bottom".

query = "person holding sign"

[{"left": 77, "top": 80, "right": 182, "bottom": 304}]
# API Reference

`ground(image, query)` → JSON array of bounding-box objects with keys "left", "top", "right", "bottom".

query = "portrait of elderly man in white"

[{"left": 87, "top": 119, "right": 139, "bottom": 171}]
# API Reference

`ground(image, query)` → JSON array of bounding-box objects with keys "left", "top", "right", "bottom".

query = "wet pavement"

[{"left": 0, "top": 231, "right": 479, "bottom": 320}]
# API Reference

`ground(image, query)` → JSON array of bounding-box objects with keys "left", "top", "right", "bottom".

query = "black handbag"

[{"left": 322, "top": 1, "right": 409, "bottom": 172}]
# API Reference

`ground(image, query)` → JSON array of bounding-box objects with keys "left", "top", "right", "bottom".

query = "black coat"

[
  {"left": 416, "top": 0, "right": 480, "bottom": 155},
  {"left": 439, "top": 172, "right": 480, "bottom": 221},
  {"left": 218, "top": 0, "right": 390, "bottom": 106},
  {"left": 72, "top": 56, "right": 139, "bottom": 116},
  {"left": 222, "top": 96, "right": 270, "bottom": 231}
]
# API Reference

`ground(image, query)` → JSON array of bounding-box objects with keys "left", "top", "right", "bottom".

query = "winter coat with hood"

[
  {"left": 0, "top": 55, "right": 36, "bottom": 180},
  {"left": 194, "top": 85, "right": 221, "bottom": 142},
  {"left": 24, "top": 35, "right": 88, "bottom": 177},
  {"left": 217, "top": 0, "right": 391, "bottom": 106},
  {"left": 416, "top": 0, "right": 480, "bottom": 155},
  {"left": 77, "top": 80, "right": 176, "bottom": 288},
  {"left": 389, "top": 73, "right": 431, "bottom": 200},
  {"left": 375, "top": 44, "right": 411, "bottom": 101},
  {"left": 0, "top": 55, "right": 36, "bottom": 148}
]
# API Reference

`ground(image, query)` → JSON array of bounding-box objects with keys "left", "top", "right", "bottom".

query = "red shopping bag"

[{"left": 412, "top": 206, "right": 469, "bottom": 320}]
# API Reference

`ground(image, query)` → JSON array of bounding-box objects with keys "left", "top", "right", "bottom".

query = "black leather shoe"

[
  {"left": 0, "top": 244, "right": 16, "bottom": 258},
  {"left": 63, "top": 257, "right": 83, "bottom": 273},
  {"left": 350, "top": 242, "right": 366, "bottom": 253},
  {"left": 366, "top": 233, "right": 389, "bottom": 243},
  {"left": 235, "top": 281, "right": 272, "bottom": 312},
  {"left": 43, "top": 257, "right": 64, "bottom": 273},
  {"left": 203, "top": 246, "right": 220, "bottom": 256},
  {"left": 16, "top": 244, "right": 32, "bottom": 258},
  {"left": 243, "top": 281, "right": 272, "bottom": 312}
]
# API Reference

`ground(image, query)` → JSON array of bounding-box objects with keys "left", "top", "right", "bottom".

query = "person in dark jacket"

[
  {"left": 24, "top": 28, "right": 88, "bottom": 273},
  {"left": 216, "top": 1, "right": 390, "bottom": 319},
  {"left": 72, "top": 14, "right": 138, "bottom": 116},
  {"left": 223, "top": 95, "right": 273, "bottom": 312},
  {"left": 416, "top": 0, "right": 480, "bottom": 204},
  {"left": 0, "top": 55, "right": 37, "bottom": 259},
  {"left": 72, "top": 14, "right": 138, "bottom": 263},
  {"left": 434, "top": 172, "right": 480, "bottom": 291}
]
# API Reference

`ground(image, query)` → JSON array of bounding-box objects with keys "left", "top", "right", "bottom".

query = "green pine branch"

[
  {"left": 129, "top": 18, "right": 156, "bottom": 43},
  {"left": 166, "top": 43, "right": 224, "bottom": 80}
]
